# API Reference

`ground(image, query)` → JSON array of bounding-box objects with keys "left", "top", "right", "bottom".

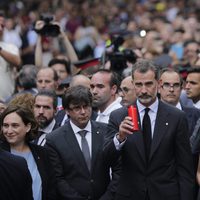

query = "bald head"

[
  {"left": 70, "top": 74, "right": 91, "bottom": 89},
  {"left": 36, "top": 68, "right": 58, "bottom": 90},
  {"left": 119, "top": 76, "right": 136, "bottom": 106}
]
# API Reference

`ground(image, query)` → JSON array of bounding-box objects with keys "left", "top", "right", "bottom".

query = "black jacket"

[{"left": 0, "top": 141, "right": 58, "bottom": 200}]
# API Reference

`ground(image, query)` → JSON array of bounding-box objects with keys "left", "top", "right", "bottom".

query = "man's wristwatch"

[{"left": 0, "top": 46, "right": 2, "bottom": 52}]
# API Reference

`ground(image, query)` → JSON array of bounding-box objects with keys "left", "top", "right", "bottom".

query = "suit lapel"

[
  {"left": 64, "top": 123, "right": 90, "bottom": 174},
  {"left": 90, "top": 122, "right": 102, "bottom": 172},
  {"left": 131, "top": 104, "right": 146, "bottom": 163},
  {"left": 132, "top": 130, "right": 146, "bottom": 163},
  {"left": 149, "top": 101, "right": 169, "bottom": 161}
]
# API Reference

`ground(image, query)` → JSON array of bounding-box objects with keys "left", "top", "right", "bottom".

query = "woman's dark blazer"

[{"left": 0, "top": 141, "right": 58, "bottom": 200}]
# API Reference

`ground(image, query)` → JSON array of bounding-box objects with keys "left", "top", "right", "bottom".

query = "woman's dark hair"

[{"left": 0, "top": 105, "right": 38, "bottom": 142}]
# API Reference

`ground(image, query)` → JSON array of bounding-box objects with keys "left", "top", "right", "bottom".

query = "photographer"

[{"left": 34, "top": 15, "right": 78, "bottom": 75}]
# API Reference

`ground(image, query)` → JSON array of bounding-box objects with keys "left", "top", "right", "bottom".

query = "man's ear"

[
  {"left": 55, "top": 81, "right": 59, "bottom": 90},
  {"left": 111, "top": 85, "right": 118, "bottom": 95},
  {"left": 131, "top": 80, "right": 134, "bottom": 85}
]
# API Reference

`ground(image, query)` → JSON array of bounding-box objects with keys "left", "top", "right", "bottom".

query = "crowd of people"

[
  {"left": 0, "top": 0, "right": 199, "bottom": 101},
  {"left": 0, "top": 0, "right": 200, "bottom": 200}
]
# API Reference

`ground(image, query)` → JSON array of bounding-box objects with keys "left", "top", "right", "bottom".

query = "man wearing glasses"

[
  {"left": 119, "top": 75, "right": 136, "bottom": 107},
  {"left": 46, "top": 85, "right": 120, "bottom": 200},
  {"left": 159, "top": 68, "right": 200, "bottom": 199},
  {"left": 159, "top": 68, "right": 200, "bottom": 136}
]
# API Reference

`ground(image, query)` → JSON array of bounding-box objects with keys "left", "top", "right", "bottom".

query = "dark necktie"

[
  {"left": 78, "top": 130, "right": 91, "bottom": 171},
  {"left": 142, "top": 108, "right": 152, "bottom": 161}
]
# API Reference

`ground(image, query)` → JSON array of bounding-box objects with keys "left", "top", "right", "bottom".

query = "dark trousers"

[{"left": 145, "top": 191, "right": 150, "bottom": 200}]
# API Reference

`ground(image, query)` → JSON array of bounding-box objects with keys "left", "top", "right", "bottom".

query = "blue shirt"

[{"left": 11, "top": 149, "right": 42, "bottom": 200}]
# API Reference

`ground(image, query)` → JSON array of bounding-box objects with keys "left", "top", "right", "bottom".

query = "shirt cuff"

[{"left": 113, "top": 133, "right": 126, "bottom": 151}]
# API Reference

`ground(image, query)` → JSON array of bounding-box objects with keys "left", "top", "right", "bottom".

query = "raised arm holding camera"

[{"left": 34, "top": 14, "right": 78, "bottom": 74}]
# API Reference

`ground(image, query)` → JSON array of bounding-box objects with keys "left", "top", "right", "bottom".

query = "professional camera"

[
  {"left": 35, "top": 14, "right": 60, "bottom": 37},
  {"left": 105, "top": 36, "right": 137, "bottom": 75}
]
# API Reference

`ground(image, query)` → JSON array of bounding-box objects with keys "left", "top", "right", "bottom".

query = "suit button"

[
  {"left": 87, "top": 196, "right": 92, "bottom": 200},
  {"left": 90, "top": 179, "right": 94, "bottom": 183}
]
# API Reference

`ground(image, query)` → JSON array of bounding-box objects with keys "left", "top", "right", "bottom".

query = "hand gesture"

[
  {"left": 35, "top": 20, "right": 45, "bottom": 31},
  {"left": 117, "top": 116, "right": 134, "bottom": 142}
]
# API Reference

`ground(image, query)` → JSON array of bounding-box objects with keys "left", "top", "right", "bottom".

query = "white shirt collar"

[
  {"left": 98, "top": 97, "right": 122, "bottom": 116},
  {"left": 70, "top": 120, "right": 92, "bottom": 134},
  {"left": 176, "top": 102, "right": 182, "bottom": 110},
  {"left": 194, "top": 100, "right": 200, "bottom": 109},
  {"left": 137, "top": 98, "right": 159, "bottom": 113},
  {"left": 39, "top": 119, "right": 56, "bottom": 133}
]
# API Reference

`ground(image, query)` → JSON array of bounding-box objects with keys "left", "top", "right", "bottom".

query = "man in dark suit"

[
  {"left": 33, "top": 89, "right": 60, "bottom": 146},
  {"left": 159, "top": 68, "right": 200, "bottom": 136},
  {"left": 55, "top": 74, "right": 97, "bottom": 126},
  {"left": 159, "top": 68, "right": 200, "bottom": 198},
  {"left": 103, "top": 59, "right": 195, "bottom": 200},
  {"left": 46, "top": 85, "right": 120, "bottom": 200},
  {"left": 185, "top": 68, "right": 200, "bottom": 109},
  {"left": 0, "top": 148, "right": 33, "bottom": 200}
]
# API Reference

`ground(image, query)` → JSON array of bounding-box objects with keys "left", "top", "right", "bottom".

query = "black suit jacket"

[
  {"left": 55, "top": 109, "right": 66, "bottom": 126},
  {"left": 33, "top": 120, "right": 60, "bottom": 145},
  {"left": 0, "top": 142, "right": 58, "bottom": 200},
  {"left": 182, "top": 105, "right": 200, "bottom": 136},
  {"left": 103, "top": 101, "right": 195, "bottom": 200},
  {"left": 0, "top": 148, "right": 33, "bottom": 200},
  {"left": 46, "top": 120, "right": 120, "bottom": 200},
  {"left": 181, "top": 105, "right": 200, "bottom": 198}
]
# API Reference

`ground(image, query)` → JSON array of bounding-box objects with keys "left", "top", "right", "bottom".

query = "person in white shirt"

[
  {"left": 90, "top": 69, "right": 122, "bottom": 123},
  {"left": 0, "top": 12, "right": 21, "bottom": 101},
  {"left": 3, "top": 18, "right": 22, "bottom": 48}
]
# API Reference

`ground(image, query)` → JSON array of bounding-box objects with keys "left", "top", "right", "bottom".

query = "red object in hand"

[{"left": 128, "top": 105, "right": 139, "bottom": 131}]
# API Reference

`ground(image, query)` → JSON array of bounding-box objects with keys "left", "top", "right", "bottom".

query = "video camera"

[
  {"left": 35, "top": 14, "right": 60, "bottom": 37},
  {"left": 105, "top": 36, "right": 137, "bottom": 75}
]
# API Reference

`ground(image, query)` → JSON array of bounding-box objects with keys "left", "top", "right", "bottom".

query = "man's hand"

[
  {"left": 117, "top": 116, "right": 134, "bottom": 142},
  {"left": 35, "top": 20, "right": 45, "bottom": 31},
  {"left": 52, "top": 21, "right": 63, "bottom": 34}
]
